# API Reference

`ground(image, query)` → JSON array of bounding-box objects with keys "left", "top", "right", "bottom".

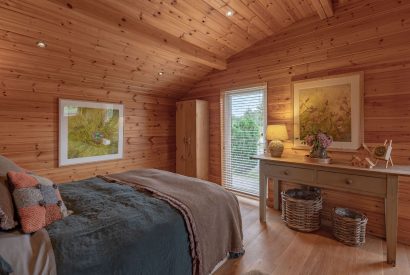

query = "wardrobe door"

[
  {"left": 176, "top": 101, "right": 186, "bottom": 175},
  {"left": 195, "top": 101, "right": 209, "bottom": 180},
  {"left": 184, "top": 101, "right": 197, "bottom": 177},
  {"left": 176, "top": 101, "right": 197, "bottom": 177}
]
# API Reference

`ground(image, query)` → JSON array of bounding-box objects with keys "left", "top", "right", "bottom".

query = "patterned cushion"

[
  {"left": 0, "top": 155, "right": 23, "bottom": 177},
  {"left": 0, "top": 177, "right": 17, "bottom": 230},
  {"left": 7, "top": 171, "right": 68, "bottom": 233},
  {"left": 29, "top": 173, "right": 71, "bottom": 217}
]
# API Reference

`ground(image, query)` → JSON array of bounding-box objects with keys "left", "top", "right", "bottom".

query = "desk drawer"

[
  {"left": 317, "top": 171, "right": 386, "bottom": 196},
  {"left": 266, "top": 165, "right": 315, "bottom": 183}
]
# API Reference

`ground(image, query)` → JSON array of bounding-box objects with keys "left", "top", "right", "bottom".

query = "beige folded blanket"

[{"left": 100, "top": 169, "right": 244, "bottom": 275}]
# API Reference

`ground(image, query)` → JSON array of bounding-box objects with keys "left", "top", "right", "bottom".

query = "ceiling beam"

[
  {"left": 48, "top": 0, "right": 227, "bottom": 70},
  {"left": 310, "top": 0, "right": 334, "bottom": 19}
]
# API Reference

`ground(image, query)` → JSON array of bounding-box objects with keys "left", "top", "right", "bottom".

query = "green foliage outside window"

[{"left": 231, "top": 108, "right": 262, "bottom": 174}]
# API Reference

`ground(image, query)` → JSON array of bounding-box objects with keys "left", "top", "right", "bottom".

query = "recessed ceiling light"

[
  {"left": 36, "top": 41, "right": 47, "bottom": 48},
  {"left": 226, "top": 10, "right": 234, "bottom": 17},
  {"left": 158, "top": 72, "right": 164, "bottom": 76}
]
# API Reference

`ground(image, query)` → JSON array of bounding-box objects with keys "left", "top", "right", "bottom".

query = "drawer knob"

[
  {"left": 283, "top": 170, "right": 289, "bottom": 176},
  {"left": 346, "top": 179, "right": 353, "bottom": 185}
]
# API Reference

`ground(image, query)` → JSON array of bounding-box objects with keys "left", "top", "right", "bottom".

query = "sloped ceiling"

[{"left": 0, "top": 0, "right": 348, "bottom": 98}]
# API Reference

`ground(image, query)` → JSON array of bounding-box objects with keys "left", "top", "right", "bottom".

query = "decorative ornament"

[{"left": 351, "top": 140, "right": 393, "bottom": 169}]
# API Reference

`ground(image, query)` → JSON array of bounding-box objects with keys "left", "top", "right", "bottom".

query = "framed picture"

[
  {"left": 59, "top": 99, "right": 124, "bottom": 166},
  {"left": 293, "top": 73, "right": 363, "bottom": 151}
]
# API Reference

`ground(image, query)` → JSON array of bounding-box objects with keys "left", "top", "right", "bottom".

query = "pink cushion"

[{"left": 7, "top": 171, "right": 68, "bottom": 233}]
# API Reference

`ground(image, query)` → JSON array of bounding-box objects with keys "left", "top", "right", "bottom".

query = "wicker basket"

[
  {"left": 281, "top": 188, "right": 322, "bottom": 232},
  {"left": 332, "top": 207, "right": 368, "bottom": 246}
]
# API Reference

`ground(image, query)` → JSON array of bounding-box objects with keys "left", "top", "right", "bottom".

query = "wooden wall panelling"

[
  {"left": 183, "top": 0, "right": 410, "bottom": 244},
  {"left": 237, "top": 1, "right": 282, "bottom": 35},
  {"left": 171, "top": 0, "right": 255, "bottom": 52},
  {"left": 0, "top": 0, "right": 183, "bottom": 183},
  {"left": 259, "top": 0, "right": 298, "bottom": 27},
  {"left": 0, "top": 14, "right": 209, "bottom": 97},
  {"left": 126, "top": 0, "right": 245, "bottom": 56},
  {"left": 0, "top": 0, "right": 363, "bottom": 185},
  {"left": 45, "top": 0, "right": 227, "bottom": 70},
  {"left": 0, "top": 0, "right": 365, "bottom": 104},
  {"left": 2, "top": 3, "right": 209, "bottom": 84},
  {"left": 310, "top": 0, "right": 334, "bottom": 19},
  {"left": 205, "top": 0, "right": 274, "bottom": 38},
  {"left": 0, "top": 82, "right": 177, "bottom": 182},
  {"left": 121, "top": 0, "right": 235, "bottom": 57}
]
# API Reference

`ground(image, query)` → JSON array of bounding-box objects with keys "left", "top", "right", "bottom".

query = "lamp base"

[{"left": 269, "top": 140, "right": 284, "bottom": 157}]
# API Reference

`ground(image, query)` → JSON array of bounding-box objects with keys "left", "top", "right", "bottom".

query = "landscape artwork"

[
  {"left": 293, "top": 73, "right": 363, "bottom": 150},
  {"left": 59, "top": 99, "right": 124, "bottom": 166}
]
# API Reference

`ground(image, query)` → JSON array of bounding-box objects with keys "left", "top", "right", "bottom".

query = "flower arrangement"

[{"left": 303, "top": 131, "right": 333, "bottom": 159}]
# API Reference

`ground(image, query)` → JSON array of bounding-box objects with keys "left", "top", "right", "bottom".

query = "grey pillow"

[
  {"left": 0, "top": 255, "right": 13, "bottom": 275},
  {"left": 0, "top": 155, "right": 23, "bottom": 177},
  {"left": 0, "top": 177, "right": 17, "bottom": 230},
  {"left": 0, "top": 155, "right": 22, "bottom": 230}
]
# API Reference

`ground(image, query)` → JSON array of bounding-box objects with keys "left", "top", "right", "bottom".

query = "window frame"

[{"left": 220, "top": 84, "right": 267, "bottom": 195}]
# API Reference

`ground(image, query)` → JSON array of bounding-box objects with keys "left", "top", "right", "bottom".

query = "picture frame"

[
  {"left": 292, "top": 72, "right": 363, "bottom": 151},
  {"left": 59, "top": 99, "right": 124, "bottom": 166}
]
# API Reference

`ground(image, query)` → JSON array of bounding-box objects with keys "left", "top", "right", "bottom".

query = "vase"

[
  {"left": 310, "top": 147, "right": 328, "bottom": 159},
  {"left": 306, "top": 147, "right": 331, "bottom": 164},
  {"left": 318, "top": 148, "right": 328, "bottom": 159}
]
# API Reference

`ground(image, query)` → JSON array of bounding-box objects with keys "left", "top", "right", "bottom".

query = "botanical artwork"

[
  {"left": 66, "top": 107, "right": 120, "bottom": 159},
  {"left": 293, "top": 73, "right": 363, "bottom": 150},
  {"left": 299, "top": 84, "right": 351, "bottom": 142},
  {"left": 59, "top": 99, "right": 124, "bottom": 166}
]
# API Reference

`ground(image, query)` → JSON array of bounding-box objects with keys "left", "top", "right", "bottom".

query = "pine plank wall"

[
  {"left": 0, "top": 1, "right": 182, "bottom": 183},
  {"left": 183, "top": 0, "right": 410, "bottom": 244}
]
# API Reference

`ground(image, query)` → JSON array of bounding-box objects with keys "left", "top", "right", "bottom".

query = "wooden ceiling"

[{"left": 0, "top": 0, "right": 343, "bottom": 98}]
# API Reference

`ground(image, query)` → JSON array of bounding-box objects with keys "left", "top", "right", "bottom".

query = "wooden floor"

[{"left": 216, "top": 196, "right": 410, "bottom": 275}]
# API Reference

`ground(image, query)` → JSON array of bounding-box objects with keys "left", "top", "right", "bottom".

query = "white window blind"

[{"left": 222, "top": 86, "right": 266, "bottom": 195}]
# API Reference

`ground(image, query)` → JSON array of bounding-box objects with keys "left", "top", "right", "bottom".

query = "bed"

[{"left": 0, "top": 168, "right": 244, "bottom": 275}]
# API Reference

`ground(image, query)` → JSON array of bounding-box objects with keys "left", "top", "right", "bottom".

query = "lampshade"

[{"left": 266, "top": 124, "right": 288, "bottom": 141}]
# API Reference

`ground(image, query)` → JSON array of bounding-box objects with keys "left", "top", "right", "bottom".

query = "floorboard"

[{"left": 216, "top": 196, "right": 410, "bottom": 275}]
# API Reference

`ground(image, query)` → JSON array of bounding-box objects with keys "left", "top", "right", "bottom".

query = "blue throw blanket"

[{"left": 46, "top": 177, "right": 192, "bottom": 275}]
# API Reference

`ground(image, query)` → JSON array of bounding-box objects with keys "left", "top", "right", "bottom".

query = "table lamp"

[{"left": 266, "top": 124, "right": 288, "bottom": 157}]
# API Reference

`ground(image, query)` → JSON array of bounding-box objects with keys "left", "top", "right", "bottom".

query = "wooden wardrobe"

[{"left": 176, "top": 100, "right": 209, "bottom": 180}]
